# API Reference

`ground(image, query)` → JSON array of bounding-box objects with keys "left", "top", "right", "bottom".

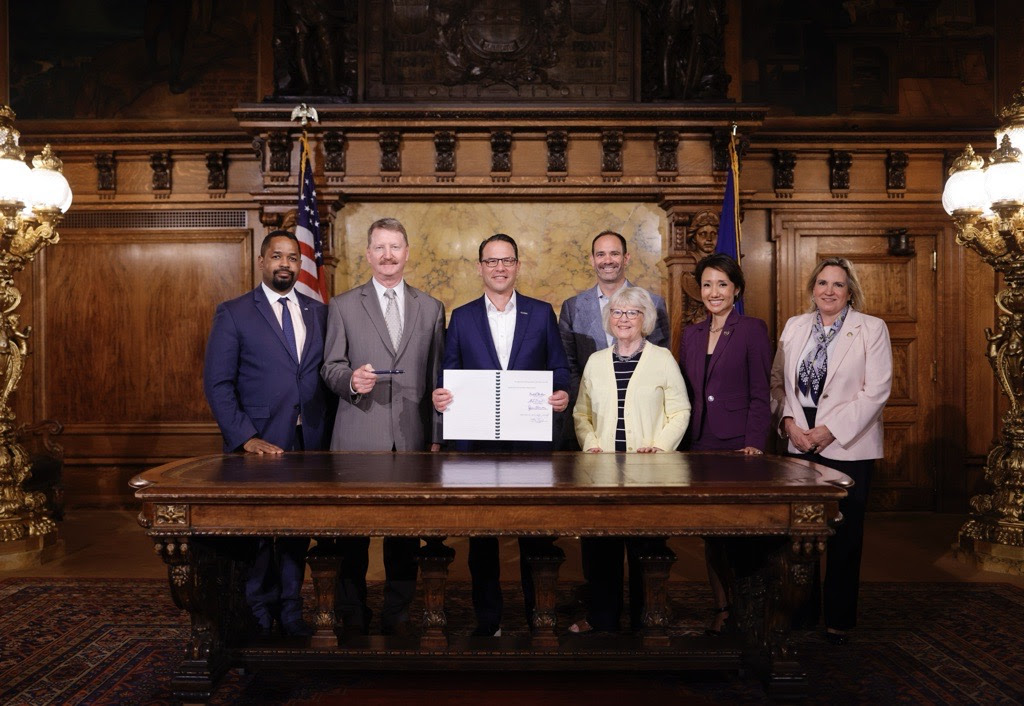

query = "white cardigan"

[{"left": 573, "top": 343, "right": 691, "bottom": 452}]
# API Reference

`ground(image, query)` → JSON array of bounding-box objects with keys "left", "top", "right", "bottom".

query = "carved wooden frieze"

[
  {"left": 490, "top": 131, "right": 512, "bottom": 174},
  {"left": 150, "top": 152, "right": 171, "bottom": 193},
  {"left": 886, "top": 150, "right": 909, "bottom": 195},
  {"left": 206, "top": 151, "right": 227, "bottom": 191},
  {"left": 380, "top": 131, "right": 401, "bottom": 178},
  {"left": 829, "top": 150, "right": 852, "bottom": 195},
  {"left": 547, "top": 130, "right": 568, "bottom": 175},
  {"left": 155, "top": 504, "right": 188, "bottom": 526},
  {"left": 656, "top": 130, "right": 679, "bottom": 175},
  {"left": 268, "top": 132, "right": 290, "bottom": 173},
  {"left": 323, "top": 131, "right": 346, "bottom": 173},
  {"left": 772, "top": 150, "right": 796, "bottom": 196},
  {"left": 792, "top": 503, "right": 825, "bottom": 525},
  {"left": 434, "top": 131, "right": 456, "bottom": 176},
  {"left": 364, "top": 0, "right": 634, "bottom": 101},
  {"left": 95, "top": 153, "right": 116, "bottom": 193},
  {"left": 601, "top": 130, "right": 623, "bottom": 175}
]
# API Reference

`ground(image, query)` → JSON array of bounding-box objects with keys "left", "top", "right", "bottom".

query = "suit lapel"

[
  {"left": 688, "top": 319, "right": 710, "bottom": 403},
  {"left": 706, "top": 309, "right": 739, "bottom": 378},
  {"left": 297, "top": 293, "right": 317, "bottom": 363},
  {"left": 582, "top": 286, "right": 606, "bottom": 347},
  {"left": 360, "top": 280, "right": 396, "bottom": 355},
  {"left": 473, "top": 296, "right": 502, "bottom": 369},
  {"left": 786, "top": 314, "right": 814, "bottom": 391},
  {"left": 253, "top": 287, "right": 297, "bottom": 364},
  {"left": 396, "top": 285, "right": 421, "bottom": 359},
  {"left": 508, "top": 292, "right": 530, "bottom": 369},
  {"left": 823, "top": 310, "right": 861, "bottom": 391}
]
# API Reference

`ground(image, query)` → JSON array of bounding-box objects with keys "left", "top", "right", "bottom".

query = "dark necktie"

[{"left": 278, "top": 297, "right": 298, "bottom": 361}]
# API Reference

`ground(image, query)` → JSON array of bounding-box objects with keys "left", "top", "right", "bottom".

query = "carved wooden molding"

[
  {"left": 267, "top": 132, "right": 290, "bottom": 173},
  {"left": 546, "top": 130, "right": 568, "bottom": 176},
  {"left": 95, "top": 153, "right": 116, "bottom": 193},
  {"left": 656, "top": 130, "right": 679, "bottom": 177},
  {"left": 792, "top": 503, "right": 825, "bottom": 525},
  {"left": 601, "top": 130, "right": 623, "bottom": 175},
  {"left": 711, "top": 128, "right": 730, "bottom": 173},
  {"left": 886, "top": 150, "right": 909, "bottom": 196},
  {"left": 206, "top": 151, "right": 227, "bottom": 191},
  {"left": 323, "top": 131, "right": 346, "bottom": 174},
  {"left": 772, "top": 150, "right": 796, "bottom": 196},
  {"left": 155, "top": 503, "right": 188, "bottom": 526},
  {"left": 829, "top": 150, "right": 852, "bottom": 196},
  {"left": 490, "top": 131, "right": 512, "bottom": 175},
  {"left": 434, "top": 131, "right": 456, "bottom": 177},
  {"left": 150, "top": 152, "right": 171, "bottom": 192},
  {"left": 379, "top": 131, "right": 401, "bottom": 176}
]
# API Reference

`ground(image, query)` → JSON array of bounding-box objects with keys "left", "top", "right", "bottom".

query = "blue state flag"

[{"left": 717, "top": 133, "right": 743, "bottom": 315}]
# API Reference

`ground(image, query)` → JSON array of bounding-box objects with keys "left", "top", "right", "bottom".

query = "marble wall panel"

[{"left": 336, "top": 202, "right": 669, "bottom": 318}]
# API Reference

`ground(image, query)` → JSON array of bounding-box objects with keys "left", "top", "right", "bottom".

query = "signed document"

[{"left": 442, "top": 369, "right": 553, "bottom": 442}]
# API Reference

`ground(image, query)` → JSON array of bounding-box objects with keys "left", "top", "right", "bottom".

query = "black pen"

[{"left": 371, "top": 369, "right": 405, "bottom": 375}]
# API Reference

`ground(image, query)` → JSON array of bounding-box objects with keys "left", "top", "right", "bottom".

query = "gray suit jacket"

[
  {"left": 558, "top": 281, "right": 670, "bottom": 398},
  {"left": 321, "top": 279, "right": 445, "bottom": 451}
]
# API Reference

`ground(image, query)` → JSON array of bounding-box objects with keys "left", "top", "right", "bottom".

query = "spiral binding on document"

[{"left": 494, "top": 371, "right": 501, "bottom": 439}]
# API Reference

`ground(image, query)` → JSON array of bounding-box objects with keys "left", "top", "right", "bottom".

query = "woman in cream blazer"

[
  {"left": 771, "top": 257, "right": 892, "bottom": 645},
  {"left": 570, "top": 287, "right": 690, "bottom": 633}
]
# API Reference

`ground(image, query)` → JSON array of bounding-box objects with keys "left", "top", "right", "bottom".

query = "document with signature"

[{"left": 442, "top": 369, "right": 553, "bottom": 442}]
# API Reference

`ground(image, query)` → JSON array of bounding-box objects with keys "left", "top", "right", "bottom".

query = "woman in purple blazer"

[{"left": 679, "top": 253, "right": 772, "bottom": 633}]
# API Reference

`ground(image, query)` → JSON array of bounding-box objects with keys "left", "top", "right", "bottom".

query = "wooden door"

[{"left": 774, "top": 211, "right": 938, "bottom": 510}]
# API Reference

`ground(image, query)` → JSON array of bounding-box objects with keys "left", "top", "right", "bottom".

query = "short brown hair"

[{"left": 367, "top": 218, "right": 409, "bottom": 247}]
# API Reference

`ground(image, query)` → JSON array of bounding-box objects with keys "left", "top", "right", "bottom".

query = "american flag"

[{"left": 295, "top": 137, "right": 329, "bottom": 303}]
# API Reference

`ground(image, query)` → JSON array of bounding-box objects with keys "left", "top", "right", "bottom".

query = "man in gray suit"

[
  {"left": 321, "top": 217, "right": 446, "bottom": 637},
  {"left": 558, "top": 230, "right": 671, "bottom": 438}
]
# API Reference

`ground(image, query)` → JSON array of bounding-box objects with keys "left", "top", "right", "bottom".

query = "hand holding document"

[{"left": 441, "top": 369, "right": 553, "bottom": 442}]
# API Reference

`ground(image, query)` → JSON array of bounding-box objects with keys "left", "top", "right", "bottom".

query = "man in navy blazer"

[
  {"left": 558, "top": 230, "right": 670, "bottom": 448},
  {"left": 203, "top": 230, "right": 333, "bottom": 637},
  {"left": 432, "top": 233, "right": 570, "bottom": 636}
]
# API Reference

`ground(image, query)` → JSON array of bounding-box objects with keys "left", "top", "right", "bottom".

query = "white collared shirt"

[
  {"left": 261, "top": 283, "right": 307, "bottom": 362},
  {"left": 485, "top": 291, "right": 518, "bottom": 370},
  {"left": 598, "top": 281, "right": 629, "bottom": 347},
  {"left": 371, "top": 277, "right": 406, "bottom": 329}
]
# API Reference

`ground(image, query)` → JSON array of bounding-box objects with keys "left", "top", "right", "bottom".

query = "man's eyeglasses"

[
  {"left": 480, "top": 257, "right": 518, "bottom": 268},
  {"left": 609, "top": 309, "right": 642, "bottom": 320}
]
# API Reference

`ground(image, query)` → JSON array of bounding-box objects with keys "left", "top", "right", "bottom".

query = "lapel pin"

[
  {"left": 723, "top": 330, "right": 731, "bottom": 336},
  {"left": 846, "top": 332, "right": 853, "bottom": 337}
]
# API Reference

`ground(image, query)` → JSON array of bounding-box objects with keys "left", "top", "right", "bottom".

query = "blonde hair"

[{"left": 806, "top": 257, "right": 865, "bottom": 312}]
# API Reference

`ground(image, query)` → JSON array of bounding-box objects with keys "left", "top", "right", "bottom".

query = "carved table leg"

[
  {"left": 636, "top": 539, "right": 676, "bottom": 648},
  {"left": 307, "top": 540, "right": 343, "bottom": 648},
  {"left": 523, "top": 542, "right": 566, "bottom": 649},
  {"left": 156, "top": 536, "right": 229, "bottom": 704},
  {"left": 416, "top": 538, "right": 454, "bottom": 650}
]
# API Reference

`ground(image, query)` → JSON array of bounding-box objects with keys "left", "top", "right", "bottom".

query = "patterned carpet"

[{"left": 1, "top": 578, "right": 1022, "bottom": 705}]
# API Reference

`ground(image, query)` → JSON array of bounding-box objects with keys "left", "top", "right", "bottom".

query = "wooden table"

[{"left": 132, "top": 451, "right": 850, "bottom": 703}]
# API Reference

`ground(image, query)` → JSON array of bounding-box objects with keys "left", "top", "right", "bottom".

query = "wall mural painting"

[{"left": 9, "top": 0, "right": 260, "bottom": 120}]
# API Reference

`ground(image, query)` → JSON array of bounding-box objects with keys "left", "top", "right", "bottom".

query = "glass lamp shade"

[
  {"left": 24, "top": 166, "right": 73, "bottom": 213},
  {"left": 943, "top": 167, "right": 989, "bottom": 214},
  {"left": 984, "top": 160, "right": 1024, "bottom": 206},
  {"left": 0, "top": 156, "right": 32, "bottom": 205}
]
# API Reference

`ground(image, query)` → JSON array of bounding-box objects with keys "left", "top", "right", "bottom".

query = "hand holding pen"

[{"left": 352, "top": 363, "right": 405, "bottom": 395}]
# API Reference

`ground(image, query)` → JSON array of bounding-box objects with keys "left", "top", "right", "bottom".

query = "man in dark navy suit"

[
  {"left": 203, "top": 230, "right": 332, "bottom": 637},
  {"left": 432, "top": 233, "right": 570, "bottom": 637}
]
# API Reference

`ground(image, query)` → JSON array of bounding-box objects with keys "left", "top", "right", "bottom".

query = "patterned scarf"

[{"left": 797, "top": 306, "right": 849, "bottom": 404}]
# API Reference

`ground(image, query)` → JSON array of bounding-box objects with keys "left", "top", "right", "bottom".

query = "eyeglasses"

[
  {"left": 480, "top": 257, "right": 518, "bottom": 268},
  {"left": 609, "top": 309, "right": 642, "bottom": 320}
]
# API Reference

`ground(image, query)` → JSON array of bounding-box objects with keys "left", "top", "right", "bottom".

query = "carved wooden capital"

[
  {"left": 490, "top": 131, "right": 512, "bottom": 174},
  {"left": 546, "top": 130, "right": 568, "bottom": 174},
  {"left": 656, "top": 130, "right": 679, "bottom": 175},
  {"left": 829, "top": 150, "right": 852, "bottom": 194},
  {"left": 95, "top": 153, "right": 116, "bottom": 192},
  {"left": 434, "top": 131, "right": 456, "bottom": 175},
  {"left": 267, "top": 132, "right": 290, "bottom": 173},
  {"left": 772, "top": 150, "right": 796, "bottom": 195},
  {"left": 601, "top": 130, "right": 623, "bottom": 174},
  {"left": 886, "top": 150, "right": 909, "bottom": 193},
  {"left": 380, "top": 131, "right": 401, "bottom": 174},
  {"left": 205, "top": 152, "right": 227, "bottom": 191},
  {"left": 323, "top": 131, "right": 346, "bottom": 174},
  {"left": 150, "top": 152, "right": 171, "bottom": 192}
]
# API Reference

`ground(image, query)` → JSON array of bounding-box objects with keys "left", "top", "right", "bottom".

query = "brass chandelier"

[
  {"left": 0, "top": 105, "right": 72, "bottom": 567},
  {"left": 943, "top": 83, "right": 1024, "bottom": 574}
]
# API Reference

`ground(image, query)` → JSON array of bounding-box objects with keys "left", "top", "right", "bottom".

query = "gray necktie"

[{"left": 384, "top": 288, "right": 402, "bottom": 349}]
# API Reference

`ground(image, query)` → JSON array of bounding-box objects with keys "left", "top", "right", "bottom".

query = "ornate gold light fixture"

[
  {"left": 944, "top": 84, "right": 1024, "bottom": 575},
  {"left": 0, "top": 105, "right": 72, "bottom": 569}
]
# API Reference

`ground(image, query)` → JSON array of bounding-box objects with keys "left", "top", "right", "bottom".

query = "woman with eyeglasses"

[
  {"left": 570, "top": 286, "right": 690, "bottom": 633},
  {"left": 770, "top": 257, "right": 891, "bottom": 645},
  {"left": 679, "top": 253, "right": 772, "bottom": 635}
]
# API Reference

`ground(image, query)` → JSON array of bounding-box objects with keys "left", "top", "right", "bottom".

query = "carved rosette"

[
  {"left": 829, "top": 150, "right": 852, "bottom": 195},
  {"left": 772, "top": 150, "right": 796, "bottom": 196}
]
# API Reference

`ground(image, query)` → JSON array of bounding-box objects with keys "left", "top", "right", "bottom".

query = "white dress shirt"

[
  {"left": 485, "top": 291, "right": 517, "bottom": 370},
  {"left": 261, "top": 282, "right": 306, "bottom": 361},
  {"left": 371, "top": 277, "right": 406, "bottom": 329}
]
